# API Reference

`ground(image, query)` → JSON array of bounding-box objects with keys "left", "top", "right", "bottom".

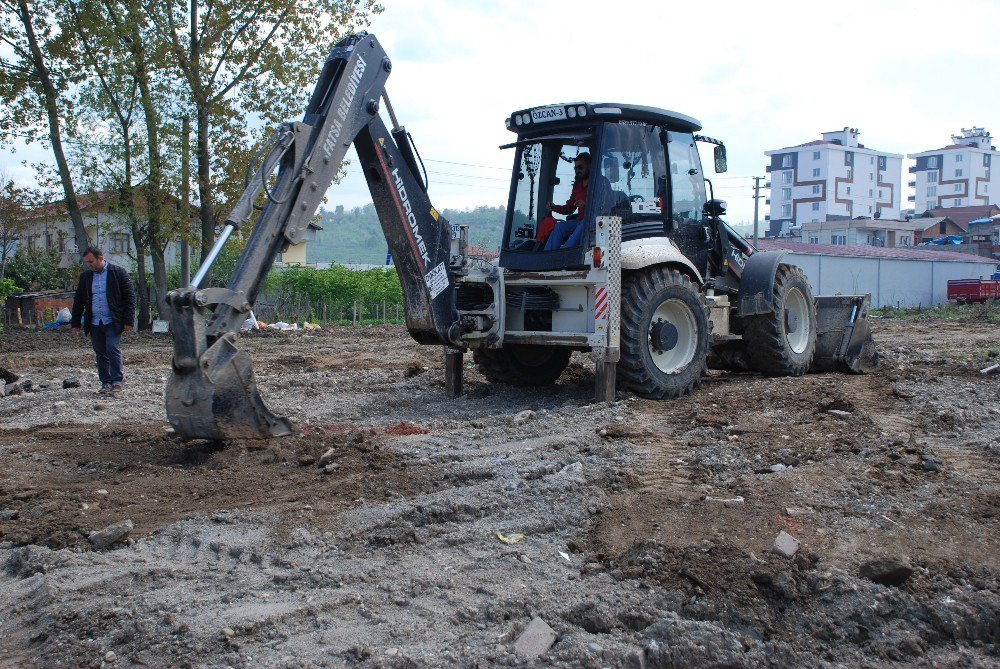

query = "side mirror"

[
  {"left": 714, "top": 145, "right": 728, "bottom": 173},
  {"left": 703, "top": 199, "right": 727, "bottom": 217},
  {"left": 603, "top": 156, "right": 620, "bottom": 183}
]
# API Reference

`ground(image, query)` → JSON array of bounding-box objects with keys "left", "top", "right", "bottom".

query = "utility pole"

[{"left": 752, "top": 176, "right": 765, "bottom": 243}]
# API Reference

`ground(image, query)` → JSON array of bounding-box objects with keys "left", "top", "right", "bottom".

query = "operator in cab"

[{"left": 539, "top": 152, "right": 612, "bottom": 250}]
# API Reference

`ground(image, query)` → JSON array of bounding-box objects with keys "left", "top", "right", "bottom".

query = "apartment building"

[
  {"left": 907, "top": 128, "right": 999, "bottom": 215},
  {"left": 764, "top": 128, "right": 903, "bottom": 237}
]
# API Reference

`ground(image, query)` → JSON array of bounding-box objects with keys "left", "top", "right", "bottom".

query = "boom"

[{"left": 165, "top": 32, "right": 458, "bottom": 440}]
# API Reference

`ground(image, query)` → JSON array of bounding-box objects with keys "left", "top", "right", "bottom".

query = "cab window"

[
  {"left": 600, "top": 124, "right": 667, "bottom": 228},
  {"left": 667, "top": 131, "right": 706, "bottom": 225},
  {"left": 506, "top": 139, "right": 590, "bottom": 249}
]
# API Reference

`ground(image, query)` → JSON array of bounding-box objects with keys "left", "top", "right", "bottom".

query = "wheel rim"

[
  {"left": 648, "top": 299, "right": 698, "bottom": 374},
  {"left": 784, "top": 287, "right": 811, "bottom": 354}
]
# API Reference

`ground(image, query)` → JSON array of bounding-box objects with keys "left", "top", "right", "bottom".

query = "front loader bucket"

[
  {"left": 812, "top": 294, "right": 879, "bottom": 374},
  {"left": 166, "top": 334, "right": 293, "bottom": 441}
]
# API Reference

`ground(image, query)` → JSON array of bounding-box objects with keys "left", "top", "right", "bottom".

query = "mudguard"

[{"left": 736, "top": 250, "right": 786, "bottom": 316}]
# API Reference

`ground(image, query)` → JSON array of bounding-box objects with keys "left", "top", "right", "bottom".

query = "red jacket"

[{"left": 551, "top": 179, "right": 589, "bottom": 216}]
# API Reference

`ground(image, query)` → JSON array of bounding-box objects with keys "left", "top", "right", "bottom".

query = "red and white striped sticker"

[{"left": 595, "top": 286, "right": 608, "bottom": 321}]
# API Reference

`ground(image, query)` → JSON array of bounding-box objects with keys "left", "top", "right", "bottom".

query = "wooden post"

[
  {"left": 444, "top": 346, "right": 464, "bottom": 398},
  {"left": 594, "top": 359, "right": 617, "bottom": 403}
]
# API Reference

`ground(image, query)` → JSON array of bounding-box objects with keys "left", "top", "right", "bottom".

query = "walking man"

[{"left": 71, "top": 246, "right": 137, "bottom": 397}]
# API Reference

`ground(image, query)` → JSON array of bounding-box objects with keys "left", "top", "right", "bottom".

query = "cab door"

[{"left": 664, "top": 130, "right": 711, "bottom": 273}]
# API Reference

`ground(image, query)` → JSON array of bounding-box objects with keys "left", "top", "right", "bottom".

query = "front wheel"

[
  {"left": 618, "top": 268, "right": 711, "bottom": 399},
  {"left": 743, "top": 264, "right": 817, "bottom": 376}
]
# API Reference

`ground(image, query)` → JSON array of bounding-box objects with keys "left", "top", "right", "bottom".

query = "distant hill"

[{"left": 308, "top": 204, "right": 506, "bottom": 264}]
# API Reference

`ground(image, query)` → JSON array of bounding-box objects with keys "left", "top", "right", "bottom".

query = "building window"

[
  {"left": 809, "top": 235, "right": 819, "bottom": 244},
  {"left": 928, "top": 157, "right": 938, "bottom": 168},
  {"left": 45, "top": 233, "right": 53, "bottom": 249},
  {"left": 812, "top": 184, "right": 820, "bottom": 195},
  {"left": 926, "top": 201, "right": 935, "bottom": 211},
  {"left": 878, "top": 156, "right": 887, "bottom": 170},
  {"left": 781, "top": 204, "right": 792, "bottom": 218},
  {"left": 927, "top": 186, "right": 937, "bottom": 196},
  {"left": 813, "top": 151, "right": 820, "bottom": 160},
  {"left": 781, "top": 187, "right": 791, "bottom": 200},
  {"left": 900, "top": 235, "right": 910, "bottom": 246},
  {"left": 955, "top": 169, "right": 963, "bottom": 177},
  {"left": 870, "top": 173, "right": 874, "bottom": 181},
  {"left": 985, "top": 154, "right": 991, "bottom": 167},
  {"left": 812, "top": 168, "right": 820, "bottom": 177},
  {"left": 110, "top": 233, "right": 129, "bottom": 255},
  {"left": 846, "top": 186, "right": 851, "bottom": 195},
  {"left": 878, "top": 189, "right": 883, "bottom": 198},
  {"left": 956, "top": 154, "right": 964, "bottom": 162},
  {"left": 939, "top": 221, "right": 947, "bottom": 234},
  {"left": 811, "top": 202, "right": 820, "bottom": 211},
  {"left": 781, "top": 155, "right": 792, "bottom": 167},
  {"left": 928, "top": 171, "right": 938, "bottom": 183},
  {"left": 831, "top": 233, "right": 847, "bottom": 245},
  {"left": 869, "top": 206, "right": 873, "bottom": 214},
  {"left": 846, "top": 168, "right": 853, "bottom": 179},
  {"left": 985, "top": 184, "right": 990, "bottom": 193},
  {"left": 954, "top": 183, "right": 962, "bottom": 193},
  {"left": 869, "top": 189, "right": 874, "bottom": 197},
  {"left": 783, "top": 171, "right": 792, "bottom": 184}
]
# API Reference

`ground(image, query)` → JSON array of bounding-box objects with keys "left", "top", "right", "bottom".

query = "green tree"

[
  {"left": 147, "top": 0, "right": 382, "bottom": 286},
  {"left": 0, "top": 0, "right": 91, "bottom": 251},
  {"left": 6, "top": 247, "right": 68, "bottom": 290},
  {"left": 0, "top": 173, "right": 30, "bottom": 279}
]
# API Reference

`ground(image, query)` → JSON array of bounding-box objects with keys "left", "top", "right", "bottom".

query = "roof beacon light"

[
  {"left": 567, "top": 106, "right": 577, "bottom": 119},
  {"left": 577, "top": 105, "right": 587, "bottom": 117}
]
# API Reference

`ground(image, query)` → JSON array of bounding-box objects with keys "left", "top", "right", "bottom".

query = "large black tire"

[
  {"left": 744, "top": 264, "right": 817, "bottom": 376},
  {"left": 473, "top": 345, "right": 572, "bottom": 386},
  {"left": 618, "top": 267, "right": 711, "bottom": 399}
]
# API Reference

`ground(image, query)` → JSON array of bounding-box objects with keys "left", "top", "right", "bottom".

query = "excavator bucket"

[
  {"left": 165, "top": 294, "right": 292, "bottom": 441},
  {"left": 811, "top": 294, "right": 879, "bottom": 373}
]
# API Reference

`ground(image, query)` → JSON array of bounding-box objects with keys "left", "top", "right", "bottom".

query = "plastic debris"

[{"left": 497, "top": 531, "right": 524, "bottom": 544}]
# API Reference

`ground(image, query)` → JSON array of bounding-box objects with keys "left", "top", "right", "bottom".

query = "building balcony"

[
  {"left": 765, "top": 166, "right": 771, "bottom": 173},
  {"left": 908, "top": 166, "right": 917, "bottom": 173}
]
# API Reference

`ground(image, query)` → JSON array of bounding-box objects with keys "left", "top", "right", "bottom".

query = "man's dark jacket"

[{"left": 71, "top": 262, "right": 137, "bottom": 334}]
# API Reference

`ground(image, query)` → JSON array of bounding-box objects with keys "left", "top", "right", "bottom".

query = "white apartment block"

[
  {"left": 907, "top": 127, "right": 998, "bottom": 215},
  {"left": 764, "top": 128, "right": 903, "bottom": 237}
]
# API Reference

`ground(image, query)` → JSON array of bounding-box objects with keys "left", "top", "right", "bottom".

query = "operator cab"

[{"left": 498, "top": 102, "right": 727, "bottom": 272}]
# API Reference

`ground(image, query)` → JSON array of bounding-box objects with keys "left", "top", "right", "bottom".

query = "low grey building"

[{"left": 756, "top": 239, "right": 997, "bottom": 307}]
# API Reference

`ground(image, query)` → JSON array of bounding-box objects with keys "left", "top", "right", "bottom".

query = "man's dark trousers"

[{"left": 90, "top": 322, "right": 124, "bottom": 386}]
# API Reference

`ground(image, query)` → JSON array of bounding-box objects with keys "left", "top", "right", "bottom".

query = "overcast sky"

[{"left": 4, "top": 0, "right": 1000, "bottom": 226}]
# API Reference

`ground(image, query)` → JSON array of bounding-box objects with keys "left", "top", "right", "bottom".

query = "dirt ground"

[{"left": 0, "top": 317, "right": 998, "bottom": 668}]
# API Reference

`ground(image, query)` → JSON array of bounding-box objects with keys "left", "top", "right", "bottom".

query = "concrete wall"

[{"left": 781, "top": 252, "right": 997, "bottom": 307}]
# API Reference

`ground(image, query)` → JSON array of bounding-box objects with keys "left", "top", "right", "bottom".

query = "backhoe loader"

[{"left": 165, "top": 32, "right": 877, "bottom": 441}]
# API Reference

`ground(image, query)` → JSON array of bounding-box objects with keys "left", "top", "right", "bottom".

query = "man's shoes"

[
  {"left": 110, "top": 384, "right": 123, "bottom": 398},
  {"left": 98, "top": 385, "right": 112, "bottom": 396}
]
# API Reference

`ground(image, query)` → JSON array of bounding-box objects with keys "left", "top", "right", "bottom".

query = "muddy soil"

[{"left": 0, "top": 318, "right": 998, "bottom": 668}]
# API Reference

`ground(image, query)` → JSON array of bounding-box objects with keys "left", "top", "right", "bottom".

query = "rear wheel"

[
  {"left": 473, "top": 344, "right": 572, "bottom": 386},
  {"left": 744, "top": 264, "right": 817, "bottom": 376},
  {"left": 618, "top": 268, "right": 711, "bottom": 399}
]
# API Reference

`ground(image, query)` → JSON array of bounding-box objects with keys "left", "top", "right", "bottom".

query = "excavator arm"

[{"left": 165, "top": 32, "right": 459, "bottom": 441}]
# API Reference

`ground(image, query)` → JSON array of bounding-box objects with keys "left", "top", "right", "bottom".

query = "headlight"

[
  {"left": 567, "top": 107, "right": 577, "bottom": 118},
  {"left": 522, "top": 113, "right": 531, "bottom": 124},
  {"left": 514, "top": 115, "right": 522, "bottom": 126},
  {"left": 577, "top": 106, "right": 587, "bottom": 117}
]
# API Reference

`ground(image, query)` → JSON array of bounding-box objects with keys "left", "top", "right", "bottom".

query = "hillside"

[{"left": 308, "top": 204, "right": 506, "bottom": 264}]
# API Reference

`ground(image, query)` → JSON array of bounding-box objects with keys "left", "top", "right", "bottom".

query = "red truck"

[{"left": 947, "top": 278, "right": 1000, "bottom": 303}]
